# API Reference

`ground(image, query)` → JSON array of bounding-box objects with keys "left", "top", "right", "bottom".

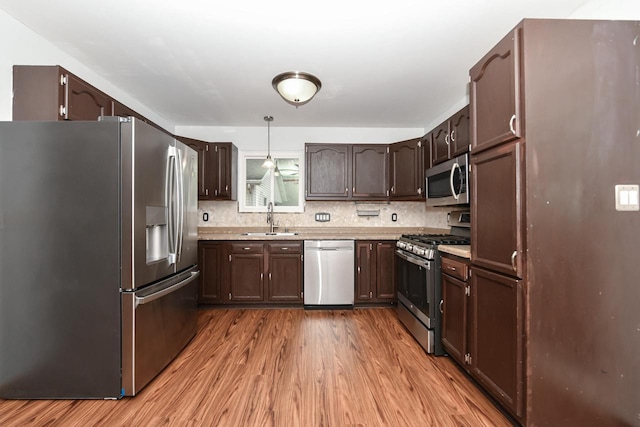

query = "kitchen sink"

[{"left": 241, "top": 232, "right": 299, "bottom": 236}]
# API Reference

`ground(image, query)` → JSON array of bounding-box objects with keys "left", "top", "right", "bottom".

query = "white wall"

[
  {"left": 0, "top": 9, "right": 171, "bottom": 130},
  {"left": 174, "top": 125, "right": 424, "bottom": 152},
  {"left": 570, "top": 0, "right": 640, "bottom": 18},
  {"left": 424, "top": 0, "right": 640, "bottom": 132}
]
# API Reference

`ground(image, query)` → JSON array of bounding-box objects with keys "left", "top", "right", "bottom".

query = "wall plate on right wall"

[{"left": 615, "top": 184, "right": 639, "bottom": 211}]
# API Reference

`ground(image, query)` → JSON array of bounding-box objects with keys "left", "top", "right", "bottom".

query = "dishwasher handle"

[{"left": 308, "top": 248, "right": 354, "bottom": 252}]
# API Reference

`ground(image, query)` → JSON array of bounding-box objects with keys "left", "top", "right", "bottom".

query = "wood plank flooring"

[{"left": 0, "top": 308, "right": 512, "bottom": 426}]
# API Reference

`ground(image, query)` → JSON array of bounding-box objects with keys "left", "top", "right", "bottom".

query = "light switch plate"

[
  {"left": 315, "top": 212, "right": 331, "bottom": 222},
  {"left": 615, "top": 185, "right": 639, "bottom": 211}
]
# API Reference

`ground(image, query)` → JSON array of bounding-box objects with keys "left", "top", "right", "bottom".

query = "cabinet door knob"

[
  {"left": 445, "top": 134, "right": 450, "bottom": 145},
  {"left": 439, "top": 300, "right": 444, "bottom": 314},
  {"left": 450, "top": 130, "right": 456, "bottom": 142},
  {"left": 511, "top": 250, "right": 518, "bottom": 271}
]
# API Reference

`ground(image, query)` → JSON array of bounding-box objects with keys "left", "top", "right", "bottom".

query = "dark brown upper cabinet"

[
  {"left": 430, "top": 105, "right": 470, "bottom": 166},
  {"left": 431, "top": 120, "right": 450, "bottom": 165},
  {"left": 13, "top": 65, "right": 113, "bottom": 121},
  {"left": 176, "top": 136, "right": 210, "bottom": 199},
  {"left": 305, "top": 143, "right": 388, "bottom": 201},
  {"left": 212, "top": 143, "right": 237, "bottom": 200},
  {"left": 389, "top": 138, "right": 424, "bottom": 200},
  {"left": 352, "top": 145, "right": 388, "bottom": 199},
  {"left": 450, "top": 105, "right": 470, "bottom": 157},
  {"left": 113, "top": 101, "right": 144, "bottom": 121},
  {"left": 306, "top": 144, "right": 350, "bottom": 200},
  {"left": 176, "top": 137, "right": 238, "bottom": 201},
  {"left": 12, "top": 64, "right": 178, "bottom": 140},
  {"left": 470, "top": 28, "right": 522, "bottom": 154}
]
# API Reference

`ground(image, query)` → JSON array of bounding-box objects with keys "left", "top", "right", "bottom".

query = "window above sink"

[{"left": 238, "top": 152, "right": 305, "bottom": 213}]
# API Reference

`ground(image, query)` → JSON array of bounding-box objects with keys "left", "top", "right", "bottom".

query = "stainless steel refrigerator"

[{"left": 0, "top": 117, "right": 199, "bottom": 399}]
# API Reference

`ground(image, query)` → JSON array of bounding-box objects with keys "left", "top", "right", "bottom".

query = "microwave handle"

[{"left": 450, "top": 162, "right": 461, "bottom": 200}]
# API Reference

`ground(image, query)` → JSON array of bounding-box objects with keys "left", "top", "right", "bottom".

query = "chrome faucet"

[{"left": 266, "top": 202, "right": 276, "bottom": 233}]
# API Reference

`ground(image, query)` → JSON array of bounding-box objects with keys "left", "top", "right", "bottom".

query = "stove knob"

[
  {"left": 407, "top": 244, "right": 413, "bottom": 251},
  {"left": 426, "top": 249, "right": 434, "bottom": 259},
  {"left": 397, "top": 242, "right": 405, "bottom": 249}
]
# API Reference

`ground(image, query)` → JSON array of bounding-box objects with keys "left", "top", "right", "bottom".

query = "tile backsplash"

[{"left": 198, "top": 201, "right": 450, "bottom": 230}]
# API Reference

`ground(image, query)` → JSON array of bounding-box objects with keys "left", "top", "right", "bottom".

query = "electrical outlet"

[
  {"left": 391, "top": 213, "right": 397, "bottom": 222},
  {"left": 202, "top": 212, "right": 209, "bottom": 222},
  {"left": 315, "top": 212, "right": 330, "bottom": 222}
]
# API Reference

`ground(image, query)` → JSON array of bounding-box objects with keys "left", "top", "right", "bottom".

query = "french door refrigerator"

[{"left": 0, "top": 117, "right": 199, "bottom": 398}]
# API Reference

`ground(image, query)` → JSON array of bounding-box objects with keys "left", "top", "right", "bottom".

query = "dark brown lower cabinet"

[
  {"left": 355, "top": 240, "right": 396, "bottom": 304},
  {"left": 267, "top": 242, "right": 303, "bottom": 302},
  {"left": 442, "top": 256, "right": 524, "bottom": 422},
  {"left": 229, "top": 243, "right": 264, "bottom": 302},
  {"left": 198, "top": 240, "right": 302, "bottom": 305},
  {"left": 441, "top": 271, "right": 468, "bottom": 366},
  {"left": 197, "top": 242, "right": 225, "bottom": 304},
  {"left": 469, "top": 266, "right": 524, "bottom": 420}
]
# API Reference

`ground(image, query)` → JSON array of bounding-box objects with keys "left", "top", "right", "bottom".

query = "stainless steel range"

[{"left": 396, "top": 212, "right": 470, "bottom": 355}]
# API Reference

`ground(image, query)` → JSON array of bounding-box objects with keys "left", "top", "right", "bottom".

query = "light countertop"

[
  {"left": 198, "top": 226, "right": 449, "bottom": 241},
  {"left": 438, "top": 244, "right": 471, "bottom": 259}
]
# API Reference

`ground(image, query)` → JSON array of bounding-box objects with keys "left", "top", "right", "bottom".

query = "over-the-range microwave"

[{"left": 425, "top": 153, "right": 469, "bottom": 207}]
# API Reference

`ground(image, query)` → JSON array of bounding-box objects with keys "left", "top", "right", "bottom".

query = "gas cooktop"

[{"left": 400, "top": 234, "right": 470, "bottom": 246}]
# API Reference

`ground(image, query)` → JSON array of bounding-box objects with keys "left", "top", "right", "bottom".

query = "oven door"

[
  {"left": 396, "top": 249, "right": 436, "bottom": 328},
  {"left": 425, "top": 153, "right": 469, "bottom": 207}
]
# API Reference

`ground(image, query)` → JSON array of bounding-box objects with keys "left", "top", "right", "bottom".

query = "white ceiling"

[{"left": 0, "top": 0, "right": 591, "bottom": 128}]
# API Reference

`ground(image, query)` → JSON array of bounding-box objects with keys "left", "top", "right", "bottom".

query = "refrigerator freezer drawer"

[{"left": 121, "top": 267, "right": 199, "bottom": 396}]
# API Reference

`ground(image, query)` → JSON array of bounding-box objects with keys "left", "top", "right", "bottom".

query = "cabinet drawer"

[
  {"left": 229, "top": 242, "right": 264, "bottom": 254},
  {"left": 441, "top": 256, "right": 469, "bottom": 281},
  {"left": 267, "top": 242, "right": 302, "bottom": 254}
]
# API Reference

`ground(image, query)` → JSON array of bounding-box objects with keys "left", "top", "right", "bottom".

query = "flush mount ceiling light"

[
  {"left": 262, "top": 116, "right": 275, "bottom": 168},
  {"left": 272, "top": 71, "right": 322, "bottom": 107}
]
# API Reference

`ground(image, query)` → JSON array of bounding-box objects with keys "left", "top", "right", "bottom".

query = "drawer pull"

[
  {"left": 243, "top": 247, "right": 251, "bottom": 251},
  {"left": 282, "top": 247, "right": 289, "bottom": 250}
]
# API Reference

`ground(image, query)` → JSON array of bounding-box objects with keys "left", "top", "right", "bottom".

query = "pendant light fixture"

[
  {"left": 272, "top": 71, "right": 322, "bottom": 107},
  {"left": 262, "top": 116, "right": 275, "bottom": 168}
]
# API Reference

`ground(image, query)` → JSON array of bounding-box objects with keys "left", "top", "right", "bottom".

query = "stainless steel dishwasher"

[{"left": 304, "top": 240, "right": 355, "bottom": 308}]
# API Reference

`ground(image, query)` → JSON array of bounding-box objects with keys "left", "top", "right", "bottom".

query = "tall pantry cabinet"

[{"left": 469, "top": 19, "right": 639, "bottom": 426}]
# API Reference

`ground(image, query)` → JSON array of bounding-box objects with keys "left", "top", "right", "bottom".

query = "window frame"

[{"left": 238, "top": 151, "right": 305, "bottom": 213}]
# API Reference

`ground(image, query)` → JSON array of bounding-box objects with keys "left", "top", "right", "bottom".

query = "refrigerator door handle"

[
  {"left": 167, "top": 147, "right": 179, "bottom": 265},
  {"left": 135, "top": 271, "right": 199, "bottom": 306},
  {"left": 175, "top": 147, "right": 185, "bottom": 262}
]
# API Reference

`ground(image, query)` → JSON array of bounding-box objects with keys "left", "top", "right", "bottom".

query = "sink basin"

[{"left": 241, "top": 232, "right": 299, "bottom": 236}]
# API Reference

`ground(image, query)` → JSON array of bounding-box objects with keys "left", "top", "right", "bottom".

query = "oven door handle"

[{"left": 396, "top": 249, "right": 430, "bottom": 269}]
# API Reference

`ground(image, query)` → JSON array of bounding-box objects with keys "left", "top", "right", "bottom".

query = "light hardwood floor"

[{"left": 0, "top": 308, "right": 512, "bottom": 426}]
